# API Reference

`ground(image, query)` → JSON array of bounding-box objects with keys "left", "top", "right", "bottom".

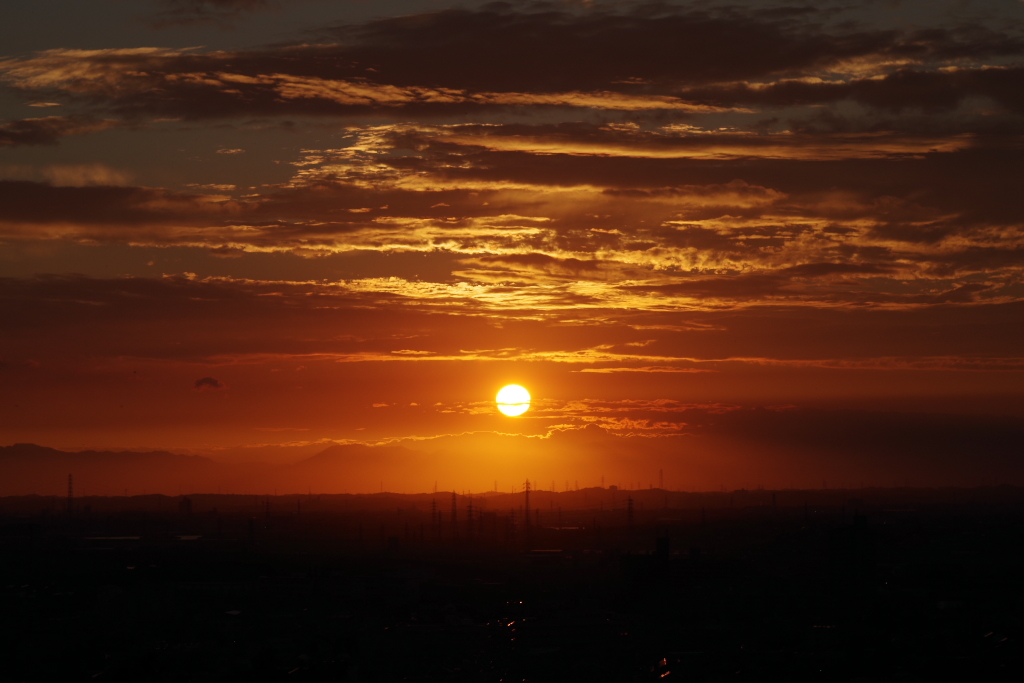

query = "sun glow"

[{"left": 496, "top": 384, "right": 531, "bottom": 417}]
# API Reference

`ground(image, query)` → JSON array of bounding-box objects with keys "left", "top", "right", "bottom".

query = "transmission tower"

[
  {"left": 523, "top": 479, "right": 531, "bottom": 531},
  {"left": 451, "top": 491, "right": 458, "bottom": 541}
]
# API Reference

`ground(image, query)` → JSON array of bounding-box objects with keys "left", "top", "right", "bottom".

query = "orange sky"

[{"left": 1, "top": 1, "right": 1023, "bottom": 492}]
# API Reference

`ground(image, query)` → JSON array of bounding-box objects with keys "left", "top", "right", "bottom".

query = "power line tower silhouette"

[
  {"left": 451, "top": 491, "right": 458, "bottom": 541},
  {"left": 67, "top": 474, "right": 73, "bottom": 515},
  {"left": 523, "top": 479, "right": 531, "bottom": 533}
]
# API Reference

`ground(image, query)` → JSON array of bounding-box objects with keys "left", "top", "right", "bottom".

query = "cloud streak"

[{"left": 0, "top": 116, "right": 117, "bottom": 146}]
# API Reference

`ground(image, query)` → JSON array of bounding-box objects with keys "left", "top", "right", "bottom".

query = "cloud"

[
  {"left": 0, "top": 9, "right": 1020, "bottom": 318},
  {"left": 0, "top": 140, "right": 1020, "bottom": 310},
  {"left": 147, "top": 0, "right": 289, "bottom": 27},
  {"left": 4, "top": 6, "right": 1023, "bottom": 126},
  {"left": 0, "top": 116, "right": 117, "bottom": 147},
  {"left": 1, "top": 272, "right": 1020, "bottom": 458},
  {"left": 187, "top": 183, "right": 236, "bottom": 191},
  {"left": 577, "top": 366, "right": 715, "bottom": 374},
  {"left": 193, "top": 376, "right": 226, "bottom": 391},
  {"left": 0, "top": 180, "right": 230, "bottom": 235},
  {"left": 779, "top": 262, "right": 895, "bottom": 278},
  {"left": 0, "top": 49, "right": 739, "bottom": 120},
  {"left": 40, "top": 164, "right": 132, "bottom": 187},
  {"left": 1, "top": 274, "right": 1020, "bottom": 372},
  {"left": 328, "top": 6, "right": 1024, "bottom": 92},
  {"left": 677, "top": 66, "right": 1024, "bottom": 115}
]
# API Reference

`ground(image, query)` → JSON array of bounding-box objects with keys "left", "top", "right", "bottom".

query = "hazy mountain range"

[
  {"left": 4, "top": 407, "right": 1024, "bottom": 496},
  {"left": 0, "top": 442, "right": 427, "bottom": 496}
]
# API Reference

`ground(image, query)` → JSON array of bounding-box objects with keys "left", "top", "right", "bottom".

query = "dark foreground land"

[{"left": 1, "top": 487, "right": 1023, "bottom": 682}]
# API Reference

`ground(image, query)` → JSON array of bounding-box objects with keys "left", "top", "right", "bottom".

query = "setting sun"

[{"left": 496, "top": 385, "right": 531, "bottom": 417}]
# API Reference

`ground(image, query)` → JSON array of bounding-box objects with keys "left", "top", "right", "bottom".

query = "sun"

[{"left": 496, "top": 385, "right": 531, "bottom": 417}]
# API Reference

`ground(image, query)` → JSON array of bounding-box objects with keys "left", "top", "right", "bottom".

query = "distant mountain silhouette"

[
  {"left": 0, "top": 443, "right": 234, "bottom": 496},
  {"left": 0, "top": 442, "right": 435, "bottom": 496},
  {"left": 296, "top": 443, "right": 417, "bottom": 466},
  {"left": 5, "top": 406, "right": 1023, "bottom": 496},
  {"left": 1, "top": 443, "right": 209, "bottom": 463},
  {"left": 282, "top": 443, "right": 436, "bottom": 493}
]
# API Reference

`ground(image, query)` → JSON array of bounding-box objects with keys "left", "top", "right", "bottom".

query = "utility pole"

[
  {"left": 659, "top": 469, "right": 664, "bottom": 489},
  {"left": 627, "top": 496, "right": 634, "bottom": 527}
]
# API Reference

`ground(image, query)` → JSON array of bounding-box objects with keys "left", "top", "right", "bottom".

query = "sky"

[{"left": 2, "top": 1, "right": 1023, "bottom": 493}]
